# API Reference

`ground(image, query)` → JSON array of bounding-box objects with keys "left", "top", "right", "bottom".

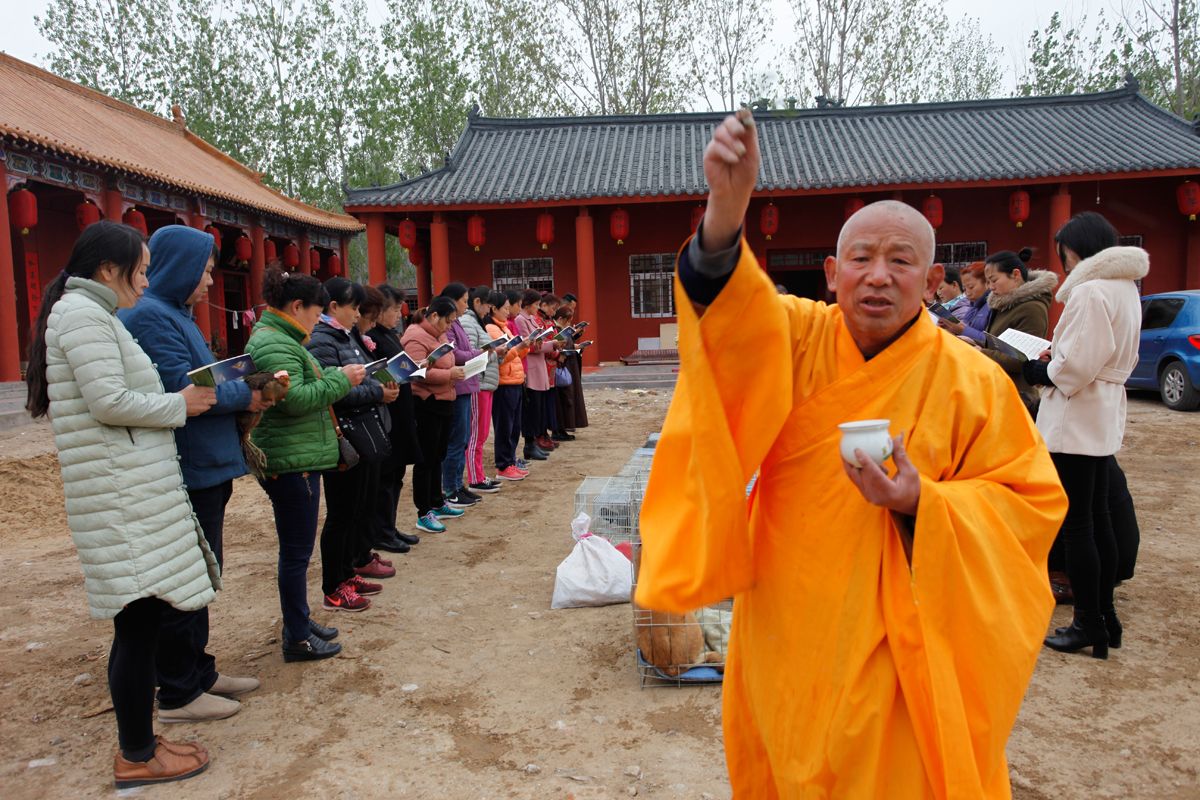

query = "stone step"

[
  {"left": 583, "top": 379, "right": 677, "bottom": 391},
  {"left": 0, "top": 398, "right": 33, "bottom": 432},
  {"left": 0, "top": 382, "right": 27, "bottom": 400}
]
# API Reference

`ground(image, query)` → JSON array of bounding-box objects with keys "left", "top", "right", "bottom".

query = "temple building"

[
  {"left": 0, "top": 53, "right": 363, "bottom": 381},
  {"left": 346, "top": 76, "right": 1200, "bottom": 366}
]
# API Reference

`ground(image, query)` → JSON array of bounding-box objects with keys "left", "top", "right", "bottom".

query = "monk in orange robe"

[{"left": 636, "top": 110, "right": 1068, "bottom": 799}]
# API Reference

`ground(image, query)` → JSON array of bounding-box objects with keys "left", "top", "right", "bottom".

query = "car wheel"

[{"left": 1159, "top": 361, "right": 1200, "bottom": 411}]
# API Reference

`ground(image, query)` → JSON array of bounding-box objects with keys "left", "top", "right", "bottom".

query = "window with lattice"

[
  {"left": 492, "top": 258, "right": 553, "bottom": 293},
  {"left": 933, "top": 241, "right": 988, "bottom": 272},
  {"left": 630, "top": 254, "right": 677, "bottom": 318}
]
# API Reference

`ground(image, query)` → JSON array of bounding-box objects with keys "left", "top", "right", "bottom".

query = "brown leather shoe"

[
  {"left": 536, "top": 435, "right": 558, "bottom": 450},
  {"left": 114, "top": 739, "right": 210, "bottom": 789}
]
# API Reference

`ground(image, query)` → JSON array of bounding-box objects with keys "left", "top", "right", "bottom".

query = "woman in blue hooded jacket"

[{"left": 119, "top": 225, "right": 271, "bottom": 723}]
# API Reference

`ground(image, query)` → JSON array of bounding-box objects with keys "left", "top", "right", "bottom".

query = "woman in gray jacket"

[{"left": 25, "top": 221, "right": 220, "bottom": 789}]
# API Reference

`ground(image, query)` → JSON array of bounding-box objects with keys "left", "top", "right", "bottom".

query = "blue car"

[{"left": 1126, "top": 291, "right": 1200, "bottom": 411}]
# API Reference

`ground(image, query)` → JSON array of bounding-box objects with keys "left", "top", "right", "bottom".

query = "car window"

[{"left": 1142, "top": 298, "right": 1187, "bottom": 331}]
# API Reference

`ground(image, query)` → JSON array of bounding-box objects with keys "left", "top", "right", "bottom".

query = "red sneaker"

[
  {"left": 354, "top": 553, "right": 396, "bottom": 579},
  {"left": 496, "top": 466, "right": 527, "bottom": 481},
  {"left": 371, "top": 552, "right": 393, "bottom": 567},
  {"left": 346, "top": 574, "right": 383, "bottom": 596},
  {"left": 322, "top": 584, "right": 371, "bottom": 612}
]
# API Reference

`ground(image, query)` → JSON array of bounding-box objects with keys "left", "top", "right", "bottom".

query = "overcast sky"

[{"left": 0, "top": 0, "right": 1083, "bottom": 99}]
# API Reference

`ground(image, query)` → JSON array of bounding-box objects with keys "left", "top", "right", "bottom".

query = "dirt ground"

[{"left": 0, "top": 389, "right": 1197, "bottom": 799}]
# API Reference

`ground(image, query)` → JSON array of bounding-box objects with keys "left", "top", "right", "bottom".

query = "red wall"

[{"left": 430, "top": 177, "right": 1196, "bottom": 361}]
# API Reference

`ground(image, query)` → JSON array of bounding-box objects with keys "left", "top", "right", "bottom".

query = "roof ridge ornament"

[
  {"left": 468, "top": 102, "right": 480, "bottom": 120},
  {"left": 815, "top": 95, "right": 846, "bottom": 109},
  {"left": 444, "top": 151, "right": 454, "bottom": 172},
  {"left": 1125, "top": 72, "right": 1140, "bottom": 93}
]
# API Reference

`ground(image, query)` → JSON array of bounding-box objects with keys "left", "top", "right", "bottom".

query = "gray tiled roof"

[{"left": 345, "top": 81, "right": 1200, "bottom": 209}]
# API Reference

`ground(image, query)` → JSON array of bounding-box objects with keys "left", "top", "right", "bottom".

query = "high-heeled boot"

[
  {"left": 1045, "top": 610, "right": 1109, "bottom": 659},
  {"left": 1055, "top": 607, "right": 1122, "bottom": 649}
]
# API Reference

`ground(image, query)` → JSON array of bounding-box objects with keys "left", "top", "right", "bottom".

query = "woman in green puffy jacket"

[{"left": 244, "top": 268, "right": 365, "bottom": 663}]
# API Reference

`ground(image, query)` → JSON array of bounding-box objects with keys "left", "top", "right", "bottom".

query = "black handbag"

[
  {"left": 328, "top": 408, "right": 360, "bottom": 472},
  {"left": 335, "top": 405, "right": 392, "bottom": 464}
]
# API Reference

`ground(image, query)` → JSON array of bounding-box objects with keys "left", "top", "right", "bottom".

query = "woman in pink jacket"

[
  {"left": 1024, "top": 212, "right": 1146, "bottom": 660},
  {"left": 401, "top": 296, "right": 467, "bottom": 534},
  {"left": 514, "top": 289, "right": 563, "bottom": 461}
]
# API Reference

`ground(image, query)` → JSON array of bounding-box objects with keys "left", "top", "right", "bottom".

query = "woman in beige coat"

[
  {"left": 25, "top": 221, "right": 220, "bottom": 788},
  {"left": 1024, "top": 212, "right": 1147, "bottom": 660}
]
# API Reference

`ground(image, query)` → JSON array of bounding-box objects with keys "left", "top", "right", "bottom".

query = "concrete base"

[
  {"left": 0, "top": 382, "right": 32, "bottom": 431},
  {"left": 581, "top": 365, "right": 678, "bottom": 391}
]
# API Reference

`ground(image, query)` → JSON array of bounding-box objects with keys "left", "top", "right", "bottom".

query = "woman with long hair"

[
  {"left": 403, "top": 296, "right": 467, "bottom": 533},
  {"left": 26, "top": 220, "right": 220, "bottom": 788},
  {"left": 438, "top": 282, "right": 485, "bottom": 507},
  {"left": 973, "top": 248, "right": 1058, "bottom": 396},
  {"left": 1023, "top": 212, "right": 1146, "bottom": 659},
  {"left": 244, "top": 269, "right": 365, "bottom": 661},
  {"left": 515, "top": 289, "right": 563, "bottom": 460}
]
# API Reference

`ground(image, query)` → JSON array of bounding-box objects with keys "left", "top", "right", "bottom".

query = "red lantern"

[
  {"left": 207, "top": 226, "right": 222, "bottom": 252},
  {"left": 401, "top": 302, "right": 410, "bottom": 317},
  {"left": 122, "top": 207, "right": 148, "bottom": 237},
  {"left": 328, "top": 254, "right": 342, "bottom": 276},
  {"left": 399, "top": 219, "right": 417, "bottom": 249},
  {"left": 8, "top": 188, "right": 37, "bottom": 234},
  {"left": 1009, "top": 190, "right": 1030, "bottom": 228},
  {"left": 283, "top": 243, "right": 299, "bottom": 269},
  {"left": 408, "top": 245, "right": 425, "bottom": 267},
  {"left": 1177, "top": 181, "right": 1200, "bottom": 221},
  {"left": 264, "top": 240, "right": 277, "bottom": 263},
  {"left": 922, "top": 194, "right": 943, "bottom": 231},
  {"left": 610, "top": 208, "right": 629, "bottom": 245},
  {"left": 760, "top": 201, "right": 779, "bottom": 240},
  {"left": 536, "top": 212, "right": 555, "bottom": 249},
  {"left": 845, "top": 198, "right": 864, "bottom": 221},
  {"left": 467, "top": 214, "right": 486, "bottom": 251},
  {"left": 690, "top": 205, "right": 705, "bottom": 233},
  {"left": 310, "top": 250, "right": 321, "bottom": 274},
  {"left": 235, "top": 236, "right": 252, "bottom": 263},
  {"left": 76, "top": 201, "right": 101, "bottom": 231}
]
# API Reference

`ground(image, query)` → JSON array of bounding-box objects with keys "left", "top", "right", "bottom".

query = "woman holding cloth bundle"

[
  {"left": 25, "top": 220, "right": 221, "bottom": 788},
  {"left": 1023, "top": 212, "right": 1146, "bottom": 659}
]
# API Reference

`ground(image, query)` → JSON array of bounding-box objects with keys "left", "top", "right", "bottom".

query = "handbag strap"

[{"left": 328, "top": 407, "right": 345, "bottom": 438}]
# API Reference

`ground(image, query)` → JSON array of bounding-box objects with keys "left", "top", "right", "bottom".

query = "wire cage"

[{"left": 573, "top": 476, "right": 639, "bottom": 545}]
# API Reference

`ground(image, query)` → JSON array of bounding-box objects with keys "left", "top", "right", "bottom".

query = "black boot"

[
  {"left": 283, "top": 633, "right": 343, "bottom": 662},
  {"left": 394, "top": 531, "right": 420, "bottom": 546},
  {"left": 1058, "top": 607, "right": 1122, "bottom": 648},
  {"left": 1045, "top": 611, "right": 1109, "bottom": 659},
  {"left": 375, "top": 533, "right": 411, "bottom": 553},
  {"left": 309, "top": 620, "right": 339, "bottom": 641},
  {"left": 523, "top": 441, "right": 548, "bottom": 461}
]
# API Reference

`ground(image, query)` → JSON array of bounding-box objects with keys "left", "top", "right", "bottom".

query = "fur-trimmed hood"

[
  {"left": 1057, "top": 246, "right": 1149, "bottom": 304},
  {"left": 987, "top": 269, "right": 1059, "bottom": 313}
]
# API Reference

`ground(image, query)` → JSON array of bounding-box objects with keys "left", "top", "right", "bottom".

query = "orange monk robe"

[{"left": 636, "top": 240, "right": 1068, "bottom": 799}]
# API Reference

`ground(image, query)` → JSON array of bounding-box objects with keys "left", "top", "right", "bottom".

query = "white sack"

[{"left": 551, "top": 512, "right": 633, "bottom": 609}]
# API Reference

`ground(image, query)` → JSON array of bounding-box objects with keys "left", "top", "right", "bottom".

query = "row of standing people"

[
  {"left": 932, "top": 212, "right": 1145, "bottom": 660},
  {"left": 24, "top": 220, "right": 592, "bottom": 788}
]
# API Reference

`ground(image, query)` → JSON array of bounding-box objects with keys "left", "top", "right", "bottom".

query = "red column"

[
  {"left": 299, "top": 231, "right": 312, "bottom": 276},
  {"left": 416, "top": 260, "right": 431, "bottom": 308},
  {"left": 340, "top": 237, "right": 351, "bottom": 284},
  {"left": 189, "top": 210, "right": 218, "bottom": 339},
  {"left": 250, "top": 223, "right": 266, "bottom": 309},
  {"left": 366, "top": 214, "right": 387, "bottom": 285},
  {"left": 575, "top": 207, "right": 599, "bottom": 367},
  {"left": 104, "top": 185, "right": 123, "bottom": 221},
  {"left": 1048, "top": 183, "right": 1071, "bottom": 330},
  {"left": 0, "top": 160, "right": 23, "bottom": 381},
  {"left": 431, "top": 212, "right": 450, "bottom": 294},
  {"left": 1180, "top": 219, "right": 1200, "bottom": 291}
]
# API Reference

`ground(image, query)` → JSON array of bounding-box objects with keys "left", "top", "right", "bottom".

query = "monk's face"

[{"left": 824, "top": 204, "right": 943, "bottom": 357}]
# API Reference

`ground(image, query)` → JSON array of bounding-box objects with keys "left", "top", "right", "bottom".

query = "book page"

[
  {"left": 462, "top": 352, "right": 489, "bottom": 379},
  {"left": 998, "top": 329, "right": 1053, "bottom": 360}
]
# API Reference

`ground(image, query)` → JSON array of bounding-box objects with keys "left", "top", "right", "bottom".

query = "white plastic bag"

[{"left": 551, "top": 512, "right": 633, "bottom": 609}]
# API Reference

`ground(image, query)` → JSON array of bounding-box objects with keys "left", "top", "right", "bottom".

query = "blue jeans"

[
  {"left": 442, "top": 394, "right": 473, "bottom": 493},
  {"left": 259, "top": 471, "right": 321, "bottom": 644}
]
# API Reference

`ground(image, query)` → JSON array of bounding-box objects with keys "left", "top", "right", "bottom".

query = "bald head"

[
  {"left": 823, "top": 200, "right": 944, "bottom": 358},
  {"left": 837, "top": 201, "right": 936, "bottom": 266}
]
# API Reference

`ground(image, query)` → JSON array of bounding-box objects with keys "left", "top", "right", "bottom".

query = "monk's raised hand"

[
  {"left": 843, "top": 432, "right": 921, "bottom": 517},
  {"left": 701, "top": 109, "right": 760, "bottom": 252}
]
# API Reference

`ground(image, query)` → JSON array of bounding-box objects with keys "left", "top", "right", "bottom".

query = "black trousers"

[
  {"left": 320, "top": 461, "right": 379, "bottom": 596},
  {"left": 521, "top": 387, "right": 551, "bottom": 439},
  {"left": 1050, "top": 452, "right": 1117, "bottom": 616},
  {"left": 492, "top": 384, "right": 523, "bottom": 470},
  {"left": 412, "top": 396, "right": 453, "bottom": 517},
  {"left": 376, "top": 452, "right": 409, "bottom": 541},
  {"left": 111, "top": 596, "right": 168, "bottom": 761},
  {"left": 155, "top": 480, "right": 232, "bottom": 709},
  {"left": 1047, "top": 456, "right": 1140, "bottom": 582}
]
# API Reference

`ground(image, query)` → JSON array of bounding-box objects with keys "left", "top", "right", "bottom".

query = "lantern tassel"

[
  {"left": 618, "top": 239, "right": 624, "bottom": 245},
  {"left": 766, "top": 234, "right": 772, "bottom": 240},
  {"left": 542, "top": 244, "right": 548, "bottom": 249},
  {"left": 1016, "top": 221, "right": 1023, "bottom": 228},
  {"left": 1192, "top": 214, "right": 1197, "bottom": 222},
  {"left": 475, "top": 246, "right": 480, "bottom": 252}
]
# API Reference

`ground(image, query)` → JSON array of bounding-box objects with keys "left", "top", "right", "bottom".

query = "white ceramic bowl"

[{"left": 837, "top": 419, "right": 894, "bottom": 468}]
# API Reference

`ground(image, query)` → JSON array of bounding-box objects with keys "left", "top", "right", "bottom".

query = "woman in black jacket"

[
  {"left": 364, "top": 285, "right": 422, "bottom": 552},
  {"left": 305, "top": 278, "right": 399, "bottom": 613}
]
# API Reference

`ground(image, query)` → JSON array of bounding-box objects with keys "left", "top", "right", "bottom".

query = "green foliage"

[{"left": 1016, "top": 11, "right": 1125, "bottom": 97}]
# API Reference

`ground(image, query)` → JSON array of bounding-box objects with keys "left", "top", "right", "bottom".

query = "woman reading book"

[{"left": 972, "top": 248, "right": 1057, "bottom": 396}]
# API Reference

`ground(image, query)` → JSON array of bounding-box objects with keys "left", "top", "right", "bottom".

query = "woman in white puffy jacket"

[
  {"left": 1023, "top": 212, "right": 1146, "bottom": 662},
  {"left": 25, "top": 221, "right": 220, "bottom": 789}
]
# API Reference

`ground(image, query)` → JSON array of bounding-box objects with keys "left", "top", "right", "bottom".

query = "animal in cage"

[
  {"left": 633, "top": 605, "right": 717, "bottom": 677},
  {"left": 574, "top": 477, "right": 639, "bottom": 543},
  {"left": 238, "top": 371, "right": 291, "bottom": 479}
]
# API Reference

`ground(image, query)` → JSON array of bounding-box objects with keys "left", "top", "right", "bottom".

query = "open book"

[
  {"left": 188, "top": 354, "right": 257, "bottom": 387},
  {"left": 505, "top": 334, "right": 525, "bottom": 349},
  {"left": 553, "top": 325, "right": 577, "bottom": 342},
  {"left": 422, "top": 342, "right": 455, "bottom": 366},
  {"left": 480, "top": 335, "right": 509, "bottom": 351},
  {"left": 462, "top": 352, "right": 489, "bottom": 380},
  {"left": 985, "top": 330, "right": 1053, "bottom": 362},
  {"left": 927, "top": 303, "right": 960, "bottom": 324},
  {"left": 371, "top": 352, "right": 428, "bottom": 384},
  {"left": 529, "top": 327, "right": 555, "bottom": 344}
]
